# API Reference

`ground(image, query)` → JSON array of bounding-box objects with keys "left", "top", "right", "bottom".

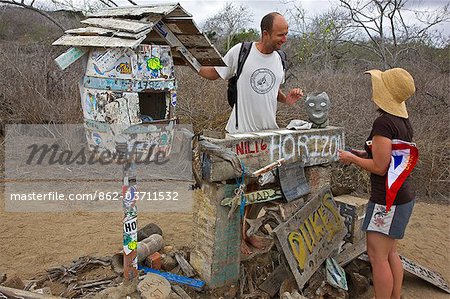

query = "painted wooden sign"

[
  {"left": 202, "top": 127, "right": 345, "bottom": 182},
  {"left": 220, "top": 188, "right": 282, "bottom": 207},
  {"left": 335, "top": 195, "right": 367, "bottom": 243},
  {"left": 277, "top": 161, "right": 310, "bottom": 202},
  {"left": 326, "top": 257, "right": 348, "bottom": 290},
  {"left": 273, "top": 186, "right": 346, "bottom": 289},
  {"left": 359, "top": 253, "right": 450, "bottom": 294},
  {"left": 55, "top": 47, "right": 87, "bottom": 70},
  {"left": 399, "top": 255, "right": 450, "bottom": 293}
]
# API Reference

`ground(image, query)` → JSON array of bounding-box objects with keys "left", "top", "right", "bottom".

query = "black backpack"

[{"left": 227, "top": 42, "right": 287, "bottom": 129}]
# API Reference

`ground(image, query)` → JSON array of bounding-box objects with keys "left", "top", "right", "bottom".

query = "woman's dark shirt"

[{"left": 365, "top": 113, "right": 415, "bottom": 205}]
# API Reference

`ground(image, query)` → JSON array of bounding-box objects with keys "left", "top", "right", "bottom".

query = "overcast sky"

[{"left": 40, "top": 0, "right": 450, "bottom": 36}]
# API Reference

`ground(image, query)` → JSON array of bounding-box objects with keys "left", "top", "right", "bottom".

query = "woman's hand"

[{"left": 338, "top": 149, "right": 356, "bottom": 165}]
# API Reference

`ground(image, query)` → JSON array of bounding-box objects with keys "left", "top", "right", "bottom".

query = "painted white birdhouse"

[{"left": 53, "top": 4, "right": 224, "bottom": 160}]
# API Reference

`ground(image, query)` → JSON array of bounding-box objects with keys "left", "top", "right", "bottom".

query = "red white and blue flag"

[{"left": 367, "top": 139, "right": 418, "bottom": 212}]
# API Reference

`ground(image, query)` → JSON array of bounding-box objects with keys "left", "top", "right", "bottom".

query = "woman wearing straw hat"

[{"left": 338, "top": 68, "right": 418, "bottom": 299}]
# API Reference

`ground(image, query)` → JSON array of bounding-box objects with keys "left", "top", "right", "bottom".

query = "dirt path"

[{"left": 0, "top": 186, "right": 448, "bottom": 298}]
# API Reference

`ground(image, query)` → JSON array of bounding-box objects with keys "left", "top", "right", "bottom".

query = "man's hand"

[{"left": 285, "top": 88, "right": 303, "bottom": 105}]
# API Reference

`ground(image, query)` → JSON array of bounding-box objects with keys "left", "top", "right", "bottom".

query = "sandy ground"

[{"left": 0, "top": 182, "right": 449, "bottom": 298}]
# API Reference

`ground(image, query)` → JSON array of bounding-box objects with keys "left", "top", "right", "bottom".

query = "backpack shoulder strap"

[
  {"left": 236, "top": 42, "right": 252, "bottom": 79},
  {"left": 276, "top": 49, "right": 287, "bottom": 71}
]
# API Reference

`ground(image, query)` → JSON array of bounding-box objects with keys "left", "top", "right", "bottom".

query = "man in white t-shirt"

[
  {"left": 199, "top": 12, "right": 304, "bottom": 133},
  {"left": 199, "top": 12, "right": 304, "bottom": 256}
]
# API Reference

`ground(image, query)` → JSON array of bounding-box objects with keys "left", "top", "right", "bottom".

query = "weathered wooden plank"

[
  {"left": 273, "top": 186, "right": 346, "bottom": 289},
  {"left": 87, "top": 4, "right": 189, "bottom": 18},
  {"left": 66, "top": 26, "right": 151, "bottom": 39},
  {"left": 171, "top": 285, "right": 192, "bottom": 299},
  {"left": 81, "top": 18, "right": 152, "bottom": 33},
  {"left": 336, "top": 237, "right": 366, "bottom": 266},
  {"left": 190, "top": 183, "right": 240, "bottom": 288},
  {"left": 202, "top": 127, "right": 345, "bottom": 182},
  {"left": 221, "top": 188, "right": 282, "bottom": 206},
  {"left": 0, "top": 285, "right": 61, "bottom": 299},
  {"left": 258, "top": 264, "right": 290, "bottom": 297},
  {"left": 52, "top": 35, "right": 145, "bottom": 48},
  {"left": 175, "top": 34, "right": 212, "bottom": 48},
  {"left": 186, "top": 47, "right": 226, "bottom": 66},
  {"left": 175, "top": 252, "right": 196, "bottom": 278},
  {"left": 54, "top": 47, "right": 87, "bottom": 70},
  {"left": 164, "top": 18, "right": 201, "bottom": 35},
  {"left": 153, "top": 20, "right": 201, "bottom": 71}
]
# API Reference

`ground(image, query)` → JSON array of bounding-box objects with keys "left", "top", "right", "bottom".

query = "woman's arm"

[
  {"left": 338, "top": 135, "right": 391, "bottom": 176},
  {"left": 349, "top": 148, "right": 368, "bottom": 158}
]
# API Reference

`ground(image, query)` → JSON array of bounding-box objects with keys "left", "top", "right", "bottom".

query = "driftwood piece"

[
  {"left": 73, "top": 278, "right": 114, "bottom": 289},
  {"left": 174, "top": 252, "right": 196, "bottom": 278},
  {"left": 245, "top": 211, "right": 280, "bottom": 237},
  {"left": 258, "top": 264, "right": 290, "bottom": 297},
  {"left": 0, "top": 285, "right": 62, "bottom": 299},
  {"left": 171, "top": 285, "right": 192, "bottom": 299}
]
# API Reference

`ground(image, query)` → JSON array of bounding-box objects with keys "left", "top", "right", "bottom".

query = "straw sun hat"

[{"left": 365, "top": 68, "right": 415, "bottom": 118}]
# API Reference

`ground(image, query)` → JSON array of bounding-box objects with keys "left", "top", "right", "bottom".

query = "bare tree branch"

[{"left": 0, "top": 0, "right": 66, "bottom": 31}]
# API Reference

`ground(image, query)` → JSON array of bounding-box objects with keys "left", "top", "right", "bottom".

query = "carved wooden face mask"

[{"left": 305, "top": 92, "right": 330, "bottom": 127}]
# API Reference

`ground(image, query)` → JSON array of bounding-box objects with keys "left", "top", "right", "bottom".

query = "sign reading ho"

[{"left": 273, "top": 186, "right": 346, "bottom": 289}]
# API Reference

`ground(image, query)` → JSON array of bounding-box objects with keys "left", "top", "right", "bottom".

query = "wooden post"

[
  {"left": 190, "top": 182, "right": 241, "bottom": 288},
  {"left": 118, "top": 141, "right": 139, "bottom": 280}
]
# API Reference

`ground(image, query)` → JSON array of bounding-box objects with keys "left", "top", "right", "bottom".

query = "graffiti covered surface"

[
  {"left": 86, "top": 45, "right": 174, "bottom": 81},
  {"left": 203, "top": 127, "right": 345, "bottom": 182}
]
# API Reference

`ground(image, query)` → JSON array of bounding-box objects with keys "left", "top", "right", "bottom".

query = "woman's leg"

[
  {"left": 388, "top": 241, "right": 403, "bottom": 299},
  {"left": 367, "top": 231, "right": 396, "bottom": 299}
]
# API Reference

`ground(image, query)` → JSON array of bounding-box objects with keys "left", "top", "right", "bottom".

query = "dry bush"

[
  {"left": 175, "top": 66, "right": 231, "bottom": 133},
  {"left": 0, "top": 42, "right": 83, "bottom": 125}
]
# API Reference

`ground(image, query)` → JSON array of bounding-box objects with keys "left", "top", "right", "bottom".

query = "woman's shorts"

[{"left": 362, "top": 199, "right": 415, "bottom": 239}]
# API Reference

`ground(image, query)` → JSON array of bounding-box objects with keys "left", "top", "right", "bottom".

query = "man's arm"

[
  {"left": 277, "top": 88, "right": 303, "bottom": 105},
  {"left": 199, "top": 66, "right": 221, "bottom": 80}
]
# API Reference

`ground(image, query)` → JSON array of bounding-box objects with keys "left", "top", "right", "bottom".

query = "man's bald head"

[{"left": 260, "top": 12, "right": 283, "bottom": 34}]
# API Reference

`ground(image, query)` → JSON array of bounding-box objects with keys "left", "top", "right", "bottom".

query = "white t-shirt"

[{"left": 215, "top": 43, "right": 285, "bottom": 133}]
